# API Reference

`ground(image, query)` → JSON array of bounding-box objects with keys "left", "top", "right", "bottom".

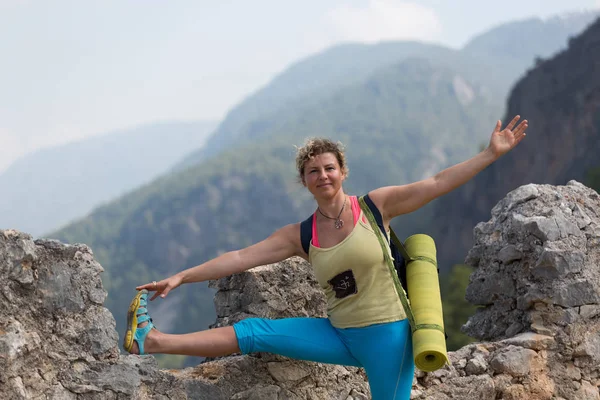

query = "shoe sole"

[{"left": 123, "top": 289, "right": 147, "bottom": 353}]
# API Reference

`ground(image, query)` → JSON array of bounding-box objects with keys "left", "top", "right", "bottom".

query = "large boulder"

[{"left": 413, "top": 181, "right": 600, "bottom": 399}]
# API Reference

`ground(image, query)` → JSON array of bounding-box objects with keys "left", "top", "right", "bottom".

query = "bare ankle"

[{"left": 144, "top": 327, "right": 160, "bottom": 354}]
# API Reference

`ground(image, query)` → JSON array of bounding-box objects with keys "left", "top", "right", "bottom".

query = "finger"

[
  {"left": 511, "top": 133, "right": 526, "bottom": 148},
  {"left": 514, "top": 129, "right": 527, "bottom": 140},
  {"left": 136, "top": 283, "right": 156, "bottom": 291},
  {"left": 493, "top": 120, "right": 502, "bottom": 133},
  {"left": 160, "top": 287, "right": 171, "bottom": 299},
  {"left": 150, "top": 290, "right": 162, "bottom": 301},
  {"left": 514, "top": 125, "right": 528, "bottom": 140},
  {"left": 513, "top": 120, "right": 528, "bottom": 136},
  {"left": 505, "top": 115, "right": 521, "bottom": 131}
]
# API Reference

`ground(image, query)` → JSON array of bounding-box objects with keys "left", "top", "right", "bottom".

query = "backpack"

[{"left": 300, "top": 194, "right": 409, "bottom": 293}]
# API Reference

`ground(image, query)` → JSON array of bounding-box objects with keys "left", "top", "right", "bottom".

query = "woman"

[{"left": 124, "top": 116, "right": 528, "bottom": 399}]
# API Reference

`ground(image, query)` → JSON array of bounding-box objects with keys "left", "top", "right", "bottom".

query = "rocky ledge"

[{"left": 1, "top": 180, "right": 599, "bottom": 399}]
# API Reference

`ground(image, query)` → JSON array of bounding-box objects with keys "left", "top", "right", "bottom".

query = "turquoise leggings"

[{"left": 233, "top": 317, "right": 414, "bottom": 400}]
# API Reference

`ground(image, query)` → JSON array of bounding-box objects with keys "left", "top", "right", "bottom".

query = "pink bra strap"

[
  {"left": 311, "top": 213, "right": 320, "bottom": 248},
  {"left": 350, "top": 196, "right": 360, "bottom": 225}
]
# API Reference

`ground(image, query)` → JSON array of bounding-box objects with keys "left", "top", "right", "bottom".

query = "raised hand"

[
  {"left": 488, "top": 115, "right": 528, "bottom": 158},
  {"left": 136, "top": 274, "right": 183, "bottom": 301}
]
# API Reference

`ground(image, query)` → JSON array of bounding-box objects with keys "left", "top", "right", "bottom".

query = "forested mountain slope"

[{"left": 0, "top": 120, "right": 216, "bottom": 236}]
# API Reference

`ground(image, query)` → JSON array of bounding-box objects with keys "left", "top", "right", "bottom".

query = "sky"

[{"left": 1, "top": 0, "right": 599, "bottom": 173}]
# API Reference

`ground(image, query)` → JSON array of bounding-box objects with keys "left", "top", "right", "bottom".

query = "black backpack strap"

[
  {"left": 362, "top": 193, "right": 387, "bottom": 240},
  {"left": 300, "top": 214, "right": 314, "bottom": 255}
]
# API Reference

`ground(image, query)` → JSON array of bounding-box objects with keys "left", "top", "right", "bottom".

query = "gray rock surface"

[{"left": 2, "top": 181, "right": 600, "bottom": 399}]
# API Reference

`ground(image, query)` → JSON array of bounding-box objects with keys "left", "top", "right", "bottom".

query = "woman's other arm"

[
  {"left": 179, "top": 223, "right": 303, "bottom": 283},
  {"left": 370, "top": 115, "right": 528, "bottom": 222},
  {"left": 138, "top": 223, "right": 303, "bottom": 299}
]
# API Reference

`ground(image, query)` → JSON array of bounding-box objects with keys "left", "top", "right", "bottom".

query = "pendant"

[{"left": 335, "top": 219, "right": 344, "bottom": 229}]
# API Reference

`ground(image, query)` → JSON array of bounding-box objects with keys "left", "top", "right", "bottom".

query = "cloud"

[{"left": 327, "top": 0, "right": 442, "bottom": 43}]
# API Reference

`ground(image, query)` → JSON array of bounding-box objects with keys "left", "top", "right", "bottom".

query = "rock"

[
  {"left": 464, "top": 354, "right": 487, "bottom": 375},
  {"left": 532, "top": 249, "right": 585, "bottom": 278},
  {"left": 266, "top": 361, "right": 311, "bottom": 382},
  {"left": 416, "top": 182, "right": 600, "bottom": 399},
  {"left": 501, "top": 332, "right": 555, "bottom": 351},
  {"left": 498, "top": 244, "right": 523, "bottom": 264},
  {"left": 490, "top": 346, "right": 537, "bottom": 377}
]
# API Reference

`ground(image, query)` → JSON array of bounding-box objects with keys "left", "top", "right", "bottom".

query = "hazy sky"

[{"left": 1, "top": 0, "right": 599, "bottom": 173}]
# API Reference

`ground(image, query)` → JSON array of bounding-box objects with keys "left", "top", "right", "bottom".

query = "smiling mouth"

[{"left": 317, "top": 183, "right": 332, "bottom": 187}]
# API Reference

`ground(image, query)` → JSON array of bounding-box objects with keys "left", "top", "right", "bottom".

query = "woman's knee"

[{"left": 232, "top": 318, "right": 262, "bottom": 354}]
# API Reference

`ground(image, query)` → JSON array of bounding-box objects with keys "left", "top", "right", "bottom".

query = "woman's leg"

[
  {"left": 126, "top": 291, "right": 360, "bottom": 364},
  {"left": 140, "top": 326, "right": 240, "bottom": 357},
  {"left": 336, "top": 319, "right": 414, "bottom": 400}
]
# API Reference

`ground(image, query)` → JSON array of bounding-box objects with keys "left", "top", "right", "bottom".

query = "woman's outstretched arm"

[
  {"left": 137, "top": 223, "right": 303, "bottom": 300},
  {"left": 370, "top": 115, "right": 528, "bottom": 222}
]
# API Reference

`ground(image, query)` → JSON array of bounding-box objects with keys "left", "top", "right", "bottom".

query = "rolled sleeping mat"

[{"left": 404, "top": 234, "right": 448, "bottom": 372}]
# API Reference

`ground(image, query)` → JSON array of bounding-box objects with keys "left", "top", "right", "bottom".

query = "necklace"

[{"left": 318, "top": 196, "right": 347, "bottom": 229}]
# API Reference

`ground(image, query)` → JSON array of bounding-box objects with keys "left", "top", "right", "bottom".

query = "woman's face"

[{"left": 302, "top": 152, "right": 346, "bottom": 197}]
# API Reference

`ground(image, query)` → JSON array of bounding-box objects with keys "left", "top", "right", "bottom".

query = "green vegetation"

[
  {"left": 440, "top": 264, "right": 478, "bottom": 351},
  {"left": 586, "top": 166, "right": 600, "bottom": 193}
]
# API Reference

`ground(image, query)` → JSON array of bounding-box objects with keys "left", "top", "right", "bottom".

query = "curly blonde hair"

[{"left": 295, "top": 137, "right": 349, "bottom": 183}]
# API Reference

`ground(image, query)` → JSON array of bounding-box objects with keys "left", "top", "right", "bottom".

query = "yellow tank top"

[{"left": 309, "top": 199, "right": 406, "bottom": 328}]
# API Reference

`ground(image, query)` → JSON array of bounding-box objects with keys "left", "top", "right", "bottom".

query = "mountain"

[
  {"left": 432, "top": 16, "right": 600, "bottom": 270},
  {"left": 463, "top": 12, "right": 599, "bottom": 66},
  {"left": 175, "top": 42, "right": 460, "bottom": 169},
  {"left": 0, "top": 120, "right": 216, "bottom": 236}
]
